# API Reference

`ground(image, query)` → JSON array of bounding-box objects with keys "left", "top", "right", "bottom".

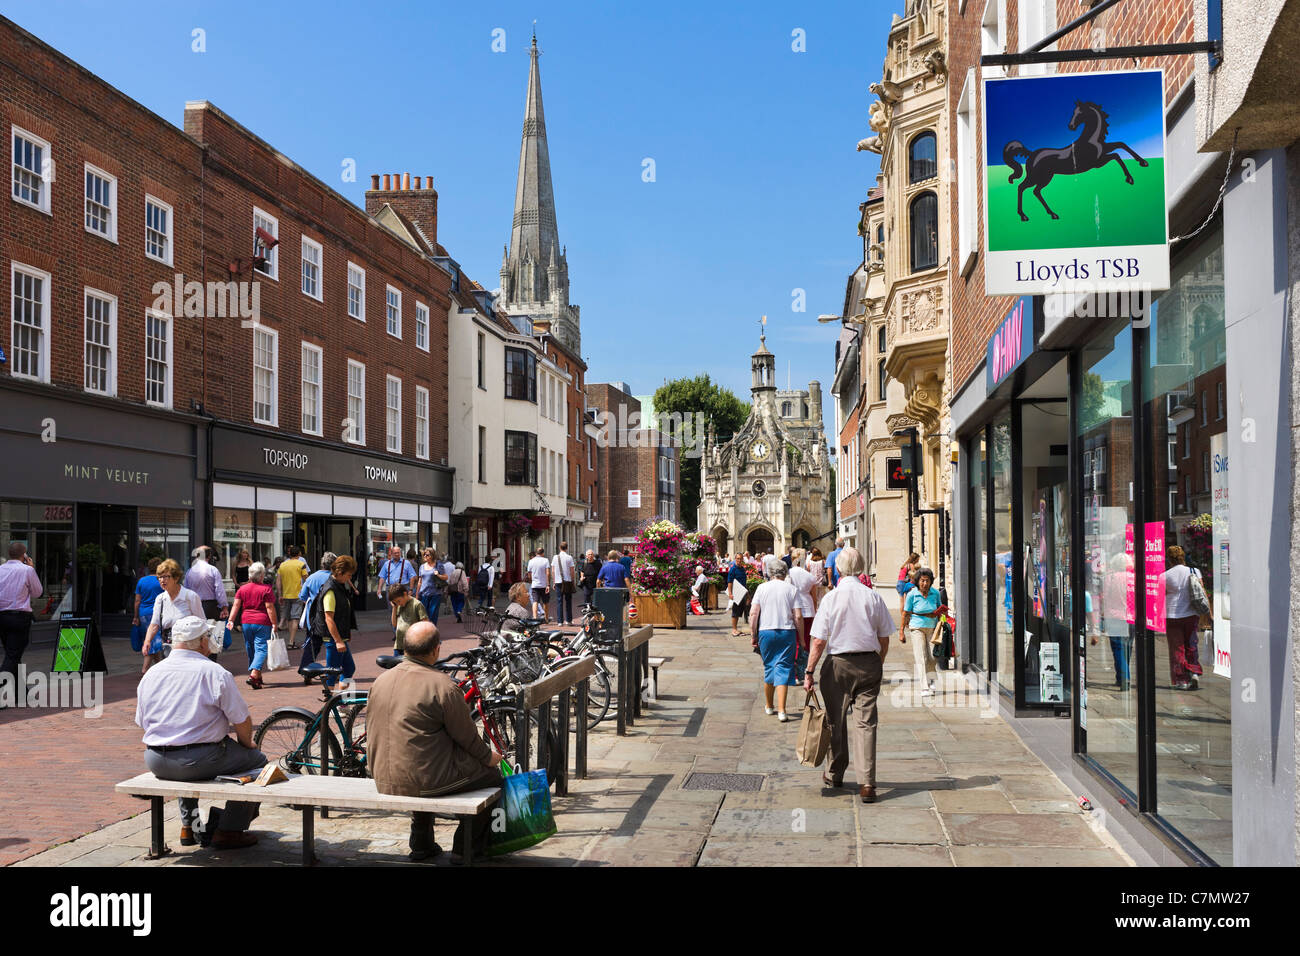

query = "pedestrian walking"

[
  {"left": 229, "top": 562, "right": 278, "bottom": 689},
  {"left": 312, "top": 555, "right": 359, "bottom": 692},
  {"left": 1099, "top": 551, "right": 1134, "bottom": 691},
  {"left": 527, "top": 546, "right": 552, "bottom": 621},
  {"left": 275, "top": 545, "right": 309, "bottom": 650},
  {"left": 233, "top": 549, "right": 253, "bottom": 586},
  {"left": 619, "top": 548, "right": 634, "bottom": 577},
  {"left": 552, "top": 541, "right": 577, "bottom": 624},
  {"left": 0, "top": 541, "right": 43, "bottom": 689},
  {"left": 143, "top": 559, "right": 205, "bottom": 668},
  {"left": 131, "top": 558, "right": 165, "bottom": 672},
  {"left": 580, "top": 549, "right": 600, "bottom": 608},
  {"left": 1164, "top": 545, "right": 1205, "bottom": 691},
  {"left": 825, "top": 537, "right": 845, "bottom": 588},
  {"left": 474, "top": 556, "right": 496, "bottom": 610},
  {"left": 727, "top": 555, "right": 749, "bottom": 637},
  {"left": 804, "top": 547, "right": 895, "bottom": 803},
  {"left": 184, "top": 546, "right": 229, "bottom": 623},
  {"left": 416, "top": 549, "right": 446, "bottom": 623},
  {"left": 296, "top": 552, "right": 337, "bottom": 676},
  {"left": 749, "top": 564, "right": 802, "bottom": 722},
  {"left": 787, "top": 548, "right": 816, "bottom": 683},
  {"left": 901, "top": 566, "right": 940, "bottom": 695},
  {"left": 378, "top": 546, "right": 418, "bottom": 612},
  {"left": 596, "top": 550, "right": 629, "bottom": 590},
  {"left": 896, "top": 551, "right": 920, "bottom": 614},
  {"left": 447, "top": 561, "right": 469, "bottom": 623},
  {"left": 762, "top": 550, "right": 786, "bottom": 580}
]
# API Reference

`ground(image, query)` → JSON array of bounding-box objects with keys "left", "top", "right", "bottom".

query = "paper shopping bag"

[{"left": 796, "top": 689, "right": 831, "bottom": 767}]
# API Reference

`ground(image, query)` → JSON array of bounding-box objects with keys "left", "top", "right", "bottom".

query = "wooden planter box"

[
  {"left": 707, "top": 584, "right": 721, "bottom": 610},
  {"left": 632, "top": 590, "right": 688, "bottom": 629}
]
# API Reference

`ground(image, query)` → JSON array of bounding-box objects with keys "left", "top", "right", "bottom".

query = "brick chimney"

[{"left": 365, "top": 170, "right": 438, "bottom": 248}]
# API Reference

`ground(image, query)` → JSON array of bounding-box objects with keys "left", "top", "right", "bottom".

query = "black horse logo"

[{"left": 1003, "top": 100, "right": 1149, "bottom": 222}]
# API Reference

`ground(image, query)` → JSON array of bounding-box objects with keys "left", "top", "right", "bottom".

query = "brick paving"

[{"left": 8, "top": 610, "right": 1134, "bottom": 867}]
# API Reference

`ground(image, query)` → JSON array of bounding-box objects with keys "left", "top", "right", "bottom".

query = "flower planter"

[{"left": 632, "top": 590, "right": 688, "bottom": 629}]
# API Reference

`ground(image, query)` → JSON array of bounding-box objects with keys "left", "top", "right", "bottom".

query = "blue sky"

[
  {"left": 985, "top": 70, "right": 1166, "bottom": 167},
  {"left": 8, "top": 0, "right": 892, "bottom": 451}
]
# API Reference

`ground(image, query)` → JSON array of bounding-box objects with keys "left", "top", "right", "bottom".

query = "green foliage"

[
  {"left": 653, "top": 375, "right": 750, "bottom": 530},
  {"left": 1080, "top": 372, "right": 1106, "bottom": 432}
]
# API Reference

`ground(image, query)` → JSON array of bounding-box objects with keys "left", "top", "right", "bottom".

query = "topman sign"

[{"left": 983, "top": 69, "right": 1170, "bottom": 297}]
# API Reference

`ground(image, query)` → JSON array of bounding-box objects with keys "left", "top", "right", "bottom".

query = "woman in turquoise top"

[{"left": 901, "top": 568, "right": 940, "bottom": 644}]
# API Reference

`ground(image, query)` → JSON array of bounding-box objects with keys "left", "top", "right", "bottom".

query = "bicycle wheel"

[
  {"left": 340, "top": 700, "right": 368, "bottom": 774},
  {"left": 254, "top": 712, "right": 341, "bottom": 775},
  {"left": 474, "top": 706, "right": 562, "bottom": 782},
  {"left": 546, "top": 654, "right": 611, "bottom": 727}
]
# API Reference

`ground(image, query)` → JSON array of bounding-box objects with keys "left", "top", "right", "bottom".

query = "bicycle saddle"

[
  {"left": 375, "top": 654, "right": 403, "bottom": 670},
  {"left": 299, "top": 662, "right": 343, "bottom": 677}
]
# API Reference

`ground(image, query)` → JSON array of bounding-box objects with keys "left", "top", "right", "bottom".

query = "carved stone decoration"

[
  {"left": 923, "top": 49, "right": 947, "bottom": 77},
  {"left": 868, "top": 100, "right": 891, "bottom": 134},
  {"left": 869, "top": 80, "right": 902, "bottom": 105},
  {"left": 910, "top": 289, "right": 937, "bottom": 333},
  {"left": 857, "top": 135, "right": 883, "bottom": 154}
]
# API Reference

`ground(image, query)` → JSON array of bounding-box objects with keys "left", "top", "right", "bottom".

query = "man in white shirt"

[
  {"left": 804, "top": 547, "right": 894, "bottom": 804},
  {"left": 551, "top": 542, "right": 576, "bottom": 625},
  {"left": 135, "top": 616, "right": 267, "bottom": 849},
  {"left": 762, "top": 550, "right": 786, "bottom": 581},
  {"left": 787, "top": 553, "right": 817, "bottom": 683},
  {"left": 526, "top": 547, "right": 552, "bottom": 621}
]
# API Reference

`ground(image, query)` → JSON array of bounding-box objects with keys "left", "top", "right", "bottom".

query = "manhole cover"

[{"left": 681, "top": 773, "right": 765, "bottom": 792}]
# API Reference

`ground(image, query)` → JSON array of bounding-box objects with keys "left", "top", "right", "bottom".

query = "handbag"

[
  {"left": 796, "top": 689, "right": 831, "bottom": 767},
  {"left": 1188, "top": 572, "right": 1211, "bottom": 617},
  {"left": 265, "top": 631, "right": 291, "bottom": 671},
  {"left": 486, "top": 762, "right": 556, "bottom": 856}
]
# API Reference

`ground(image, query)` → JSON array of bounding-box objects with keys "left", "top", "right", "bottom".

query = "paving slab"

[
  {"left": 943, "top": 812, "right": 1103, "bottom": 848},
  {"left": 860, "top": 843, "right": 954, "bottom": 867},
  {"left": 857, "top": 807, "right": 947, "bottom": 844},
  {"left": 699, "top": 837, "right": 857, "bottom": 866}
]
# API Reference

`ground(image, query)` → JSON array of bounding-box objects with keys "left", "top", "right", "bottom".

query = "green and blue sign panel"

[{"left": 983, "top": 69, "right": 1169, "bottom": 296}]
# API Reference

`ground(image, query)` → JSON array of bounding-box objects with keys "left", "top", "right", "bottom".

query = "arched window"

[
  {"left": 875, "top": 224, "right": 884, "bottom": 259},
  {"left": 910, "top": 191, "right": 938, "bottom": 272},
  {"left": 909, "top": 131, "right": 937, "bottom": 183},
  {"left": 781, "top": 401, "right": 792, "bottom": 417}
]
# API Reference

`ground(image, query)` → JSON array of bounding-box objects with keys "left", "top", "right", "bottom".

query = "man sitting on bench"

[
  {"left": 367, "top": 621, "right": 502, "bottom": 862},
  {"left": 135, "top": 615, "right": 268, "bottom": 849}
]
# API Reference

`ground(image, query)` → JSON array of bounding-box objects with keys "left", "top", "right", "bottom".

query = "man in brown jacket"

[{"left": 367, "top": 621, "right": 502, "bottom": 860}]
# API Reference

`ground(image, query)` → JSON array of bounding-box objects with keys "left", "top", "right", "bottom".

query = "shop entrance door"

[
  {"left": 1017, "top": 376, "right": 1072, "bottom": 710},
  {"left": 75, "top": 504, "right": 137, "bottom": 637}
]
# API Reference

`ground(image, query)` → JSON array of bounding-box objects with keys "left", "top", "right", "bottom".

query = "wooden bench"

[{"left": 116, "top": 772, "right": 499, "bottom": 866}]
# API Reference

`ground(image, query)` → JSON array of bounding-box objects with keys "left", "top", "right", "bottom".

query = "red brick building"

[
  {"left": 585, "top": 383, "right": 677, "bottom": 552},
  {"left": 0, "top": 16, "right": 456, "bottom": 629}
]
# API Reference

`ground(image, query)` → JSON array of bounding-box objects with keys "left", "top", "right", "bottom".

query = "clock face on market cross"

[{"left": 750, "top": 439, "right": 770, "bottom": 461}]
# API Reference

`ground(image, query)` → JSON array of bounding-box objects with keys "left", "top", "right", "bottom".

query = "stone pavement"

[{"left": 10, "top": 610, "right": 1133, "bottom": 867}]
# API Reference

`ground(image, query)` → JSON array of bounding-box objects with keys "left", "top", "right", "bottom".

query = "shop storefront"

[
  {"left": 209, "top": 424, "right": 452, "bottom": 608},
  {"left": 0, "top": 386, "right": 202, "bottom": 637},
  {"left": 955, "top": 216, "right": 1238, "bottom": 864}
]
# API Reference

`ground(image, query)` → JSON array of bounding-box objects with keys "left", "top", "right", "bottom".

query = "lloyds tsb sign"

[{"left": 982, "top": 69, "right": 1170, "bottom": 297}]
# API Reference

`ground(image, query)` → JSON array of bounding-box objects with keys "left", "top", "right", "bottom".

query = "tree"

[{"left": 653, "top": 375, "right": 750, "bottom": 529}]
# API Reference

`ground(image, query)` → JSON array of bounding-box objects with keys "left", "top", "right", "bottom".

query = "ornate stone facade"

[{"left": 699, "top": 328, "right": 832, "bottom": 556}]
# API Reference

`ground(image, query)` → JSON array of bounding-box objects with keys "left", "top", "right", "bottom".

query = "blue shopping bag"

[{"left": 486, "top": 762, "right": 557, "bottom": 856}]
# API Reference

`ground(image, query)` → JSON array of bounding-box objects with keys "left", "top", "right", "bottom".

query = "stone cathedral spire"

[{"left": 502, "top": 31, "right": 581, "bottom": 352}]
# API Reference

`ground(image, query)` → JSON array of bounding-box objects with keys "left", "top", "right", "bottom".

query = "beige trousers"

[{"left": 819, "top": 651, "right": 883, "bottom": 787}]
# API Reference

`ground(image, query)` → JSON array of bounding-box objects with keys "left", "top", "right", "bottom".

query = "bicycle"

[
  {"left": 535, "top": 605, "right": 617, "bottom": 726},
  {"left": 253, "top": 663, "right": 369, "bottom": 777}
]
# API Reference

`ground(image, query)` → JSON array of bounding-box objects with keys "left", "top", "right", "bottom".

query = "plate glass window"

[
  {"left": 145, "top": 196, "right": 172, "bottom": 265},
  {"left": 505, "top": 431, "right": 537, "bottom": 485},
  {"left": 385, "top": 375, "right": 401, "bottom": 453},
  {"left": 386, "top": 286, "right": 401, "bottom": 338},
  {"left": 84, "top": 165, "right": 115, "bottom": 240},
  {"left": 145, "top": 312, "right": 172, "bottom": 407},
  {"left": 347, "top": 262, "right": 365, "bottom": 320},
  {"left": 11, "top": 127, "right": 50, "bottom": 212},
  {"left": 505, "top": 347, "right": 537, "bottom": 402},
  {"left": 347, "top": 360, "right": 366, "bottom": 445},
  {"left": 910, "top": 192, "right": 939, "bottom": 272},
  {"left": 415, "top": 302, "right": 429, "bottom": 351},
  {"left": 909, "top": 131, "right": 937, "bottom": 183},
  {"left": 10, "top": 265, "right": 49, "bottom": 382},
  {"left": 301, "top": 237, "right": 322, "bottom": 300},
  {"left": 301, "top": 342, "right": 322, "bottom": 436},
  {"left": 84, "top": 290, "right": 115, "bottom": 395},
  {"left": 253, "top": 327, "right": 278, "bottom": 425}
]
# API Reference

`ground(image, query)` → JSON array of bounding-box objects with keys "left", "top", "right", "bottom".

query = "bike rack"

[
  {"left": 513, "top": 655, "right": 596, "bottom": 796},
  {"left": 616, "top": 625, "right": 655, "bottom": 736}
]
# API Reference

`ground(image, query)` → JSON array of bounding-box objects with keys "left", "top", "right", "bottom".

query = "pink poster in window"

[
  {"left": 1124, "top": 524, "right": 1135, "bottom": 624},
  {"left": 1144, "top": 522, "right": 1166, "bottom": 632}
]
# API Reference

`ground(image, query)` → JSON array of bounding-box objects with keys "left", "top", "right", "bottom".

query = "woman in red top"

[{"left": 229, "top": 561, "right": 278, "bottom": 688}]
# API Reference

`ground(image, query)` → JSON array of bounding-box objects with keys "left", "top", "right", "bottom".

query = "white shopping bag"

[{"left": 265, "top": 632, "right": 291, "bottom": 672}]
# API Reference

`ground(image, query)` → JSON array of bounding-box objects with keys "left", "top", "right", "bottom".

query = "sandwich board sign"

[
  {"left": 983, "top": 69, "right": 1169, "bottom": 297},
  {"left": 51, "top": 616, "right": 108, "bottom": 673}
]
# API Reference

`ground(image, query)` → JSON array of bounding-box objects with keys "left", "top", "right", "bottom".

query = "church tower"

[{"left": 501, "top": 32, "right": 581, "bottom": 352}]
